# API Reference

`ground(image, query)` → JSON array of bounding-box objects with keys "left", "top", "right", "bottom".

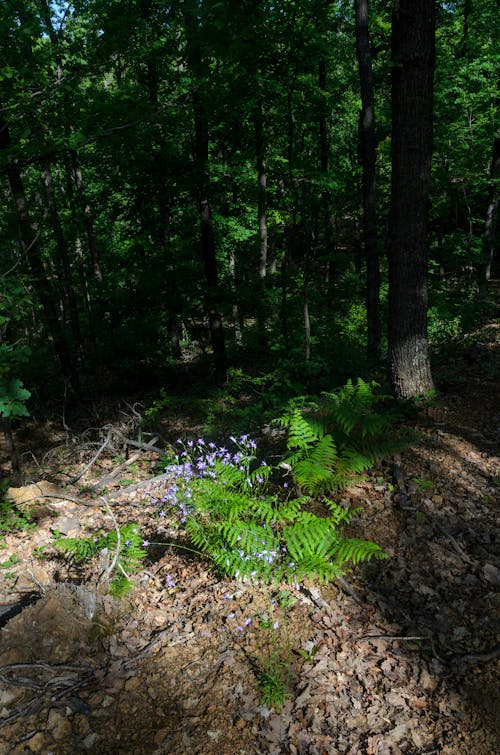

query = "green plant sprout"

[
  {"left": 413, "top": 477, "right": 434, "bottom": 492},
  {"left": 53, "top": 523, "right": 147, "bottom": 597}
]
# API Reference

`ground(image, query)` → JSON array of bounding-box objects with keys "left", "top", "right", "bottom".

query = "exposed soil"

[{"left": 0, "top": 325, "right": 498, "bottom": 754}]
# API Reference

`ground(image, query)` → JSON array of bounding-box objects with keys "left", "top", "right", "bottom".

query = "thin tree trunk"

[
  {"left": 255, "top": 98, "right": 268, "bottom": 349},
  {"left": 354, "top": 0, "right": 381, "bottom": 362},
  {"left": 71, "top": 150, "right": 104, "bottom": 294},
  {"left": 477, "top": 137, "right": 500, "bottom": 291},
  {"left": 43, "top": 162, "right": 83, "bottom": 355},
  {"left": 1, "top": 418, "right": 22, "bottom": 485},
  {"left": 304, "top": 234, "right": 312, "bottom": 361},
  {"left": 387, "top": 0, "right": 435, "bottom": 399},
  {"left": 183, "top": 3, "right": 227, "bottom": 380}
]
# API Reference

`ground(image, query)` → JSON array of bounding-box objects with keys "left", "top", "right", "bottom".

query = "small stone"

[
  {"left": 26, "top": 732, "right": 46, "bottom": 752},
  {"left": 82, "top": 732, "right": 99, "bottom": 749},
  {"left": 483, "top": 563, "right": 500, "bottom": 586},
  {"left": 51, "top": 516, "right": 81, "bottom": 535},
  {"left": 125, "top": 675, "right": 142, "bottom": 692},
  {"left": 47, "top": 708, "right": 73, "bottom": 741}
]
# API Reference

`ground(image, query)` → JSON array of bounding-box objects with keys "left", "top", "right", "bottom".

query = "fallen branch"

[
  {"left": 107, "top": 472, "right": 172, "bottom": 499},
  {"left": 69, "top": 429, "right": 112, "bottom": 484},
  {"left": 87, "top": 451, "right": 141, "bottom": 493}
]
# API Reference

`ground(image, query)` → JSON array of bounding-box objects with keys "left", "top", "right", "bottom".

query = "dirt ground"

[{"left": 0, "top": 325, "right": 498, "bottom": 754}]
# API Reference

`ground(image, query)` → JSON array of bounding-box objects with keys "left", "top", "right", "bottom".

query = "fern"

[
  {"left": 279, "top": 379, "right": 413, "bottom": 496},
  {"left": 155, "top": 430, "right": 388, "bottom": 586},
  {"left": 53, "top": 523, "right": 147, "bottom": 596}
]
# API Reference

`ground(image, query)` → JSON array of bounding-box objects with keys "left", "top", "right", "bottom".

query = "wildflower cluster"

[
  {"left": 147, "top": 432, "right": 386, "bottom": 585},
  {"left": 149, "top": 434, "right": 267, "bottom": 524}
]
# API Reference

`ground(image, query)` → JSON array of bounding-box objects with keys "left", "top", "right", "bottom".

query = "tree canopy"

[{"left": 1, "top": 0, "right": 498, "bottom": 408}]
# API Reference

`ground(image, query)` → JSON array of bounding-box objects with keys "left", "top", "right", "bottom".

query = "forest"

[{"left": 0, "top": 1, "right": 499, "bottom": 753}]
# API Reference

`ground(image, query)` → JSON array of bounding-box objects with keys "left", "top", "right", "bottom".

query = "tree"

[
  {"left": 354, "top": 0, "right": 380, "bottom": 362},
  {"left": 387, "top": 0, "right": 435, "bottom": 399}
]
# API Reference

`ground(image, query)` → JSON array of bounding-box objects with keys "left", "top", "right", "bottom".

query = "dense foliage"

[{"left": 0, "top": 0, "right": 497, "bottom": 407}]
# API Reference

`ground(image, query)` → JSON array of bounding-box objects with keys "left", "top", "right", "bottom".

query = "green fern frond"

[
  {"left": 283, "top": 518, "right": 340, "bottom": 561},
  {"left": 284, "top": 410, "right": 320, "bottom": 450},
  {"left": 53, "top": 535, "right": 99, "bottom": 563},
  {"left": 333, "top": 538, "right": 387, "bottom": 567}
]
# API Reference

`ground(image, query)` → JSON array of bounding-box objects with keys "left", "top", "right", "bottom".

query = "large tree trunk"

[
  {"left": 387, "top": 0, "right": 435, "bottom": 399},
  {"left": 354, "top": 0, "right": 381, "bottom": 362}
]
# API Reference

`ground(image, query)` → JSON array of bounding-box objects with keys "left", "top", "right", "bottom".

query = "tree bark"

[
  {"left": 477, "top": 137, "right": 500, "bottom": 290},
  {"left": 183, "top": 2, "right": 227, "bottom": 380},
  {"left": 255, "top": 97, "right": 268, "bottom": 349},
  {"left": 43, "top": 162, "right": 83, "bottom": 355},
  {"left": 354, "top": 0, "right": 381, "bottom": 362},
  {"left": 387, "top": 0, "right": 435, "bottom": 399},
  {"left": 1, "top": 108, "right": 80, "bottom": 392}
]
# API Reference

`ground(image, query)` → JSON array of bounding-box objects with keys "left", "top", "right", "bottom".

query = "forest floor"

[{"left": 0, "top": 323, "right": 498, "bottom": 755}]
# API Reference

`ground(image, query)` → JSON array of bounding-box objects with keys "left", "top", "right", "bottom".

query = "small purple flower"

[
  {"left": 244, "top": 617, "right": 252, "bottom": 626},
  {"left": 236, "top": 625, "right": 243, "bottom": 632},
  {"left": 283, "top": 482, "right": 289, "bottom": 489},
  {"left": 273, "top": 620, "right": 279, "bottom": 630},
  {"left": 142, "top": 539, "right": 150, "bottom": 547},
  {"left": 124, "top": 540, "right": 132, "bottom": 547}
]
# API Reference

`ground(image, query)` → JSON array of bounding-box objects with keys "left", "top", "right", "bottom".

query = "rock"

[
  {"left": 50, "top": 516, "right": 80, "bottom": 535},
  {"left": 26, "top": 732, "right": 46, "bottom": 752},
  {"left": 5, "top": 481, "right": 74, "bottom": 517},
  {"left": 483, "top": 563, "right": 500, "bottom": 587},
  {"left": 82, "top": 732, "right": 99, "bottom": 749},
  {"left": 47, "top": 708, "right": 73, "bottom": 741}
]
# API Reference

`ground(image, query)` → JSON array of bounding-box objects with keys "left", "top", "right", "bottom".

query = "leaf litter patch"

[{"left": 0, "top": 336, "right": 499, "bottom": 753}]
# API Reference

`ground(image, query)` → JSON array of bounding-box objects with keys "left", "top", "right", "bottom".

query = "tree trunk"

[
  {"left": 477, "top": 137, "right": 500, "bottom": 291},
  {"left": 43, "top": 162, "right": 83, "bottom": 355},
  {"left": 1, "top": 418, "right": 22, "bottom": 485},
  {"left": 354, "top": 0, "right": 381, "bottom": 362},
  {"left": 387, "top": 0, "right": 435, "bottom": 399},
  {"left": 255, "top": 98, "right": 268, "bottom": 349},
  {"left": 183, "top": 3, "right": 227, "bottom": 380},
  {"left": 0, "top": 108, "right": 80, "bottom": 392},
  {"left": 71, "top": 150, "right": 104, "bottom": 297}
]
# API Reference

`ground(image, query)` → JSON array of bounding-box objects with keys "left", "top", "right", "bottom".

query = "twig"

[
  {"left": 88, "top": 451, "right": 141, "bottom": 492},
  {"left": 335, "top": 575, "right": 365, "bottom": 605},
  {"left": 110, "top": 428, "right": 164, "bottom": 455},
  {"left": 107, "top": 472, "right": 172, "bottom": 499},
  {"left": 100, "top": 496, "right": 123, "bottom": 578},
  {"left": 358, "top": 634, "right": 429, "bottom": 642},
  {"left": 69, "top": 429, "right": 112, "bottom": 484}
]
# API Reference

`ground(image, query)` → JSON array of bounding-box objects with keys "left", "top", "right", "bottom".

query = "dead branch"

[
  {"left": 107, "top": 471, "right": 172, "bottom": 499},
  {"left": 69, "top": 428, "right": 112, "bottom": 484}
]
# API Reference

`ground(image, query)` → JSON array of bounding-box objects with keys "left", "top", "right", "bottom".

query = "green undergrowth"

[{"left": 53, "top": 523, "right": 147, "bottom": 598}]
